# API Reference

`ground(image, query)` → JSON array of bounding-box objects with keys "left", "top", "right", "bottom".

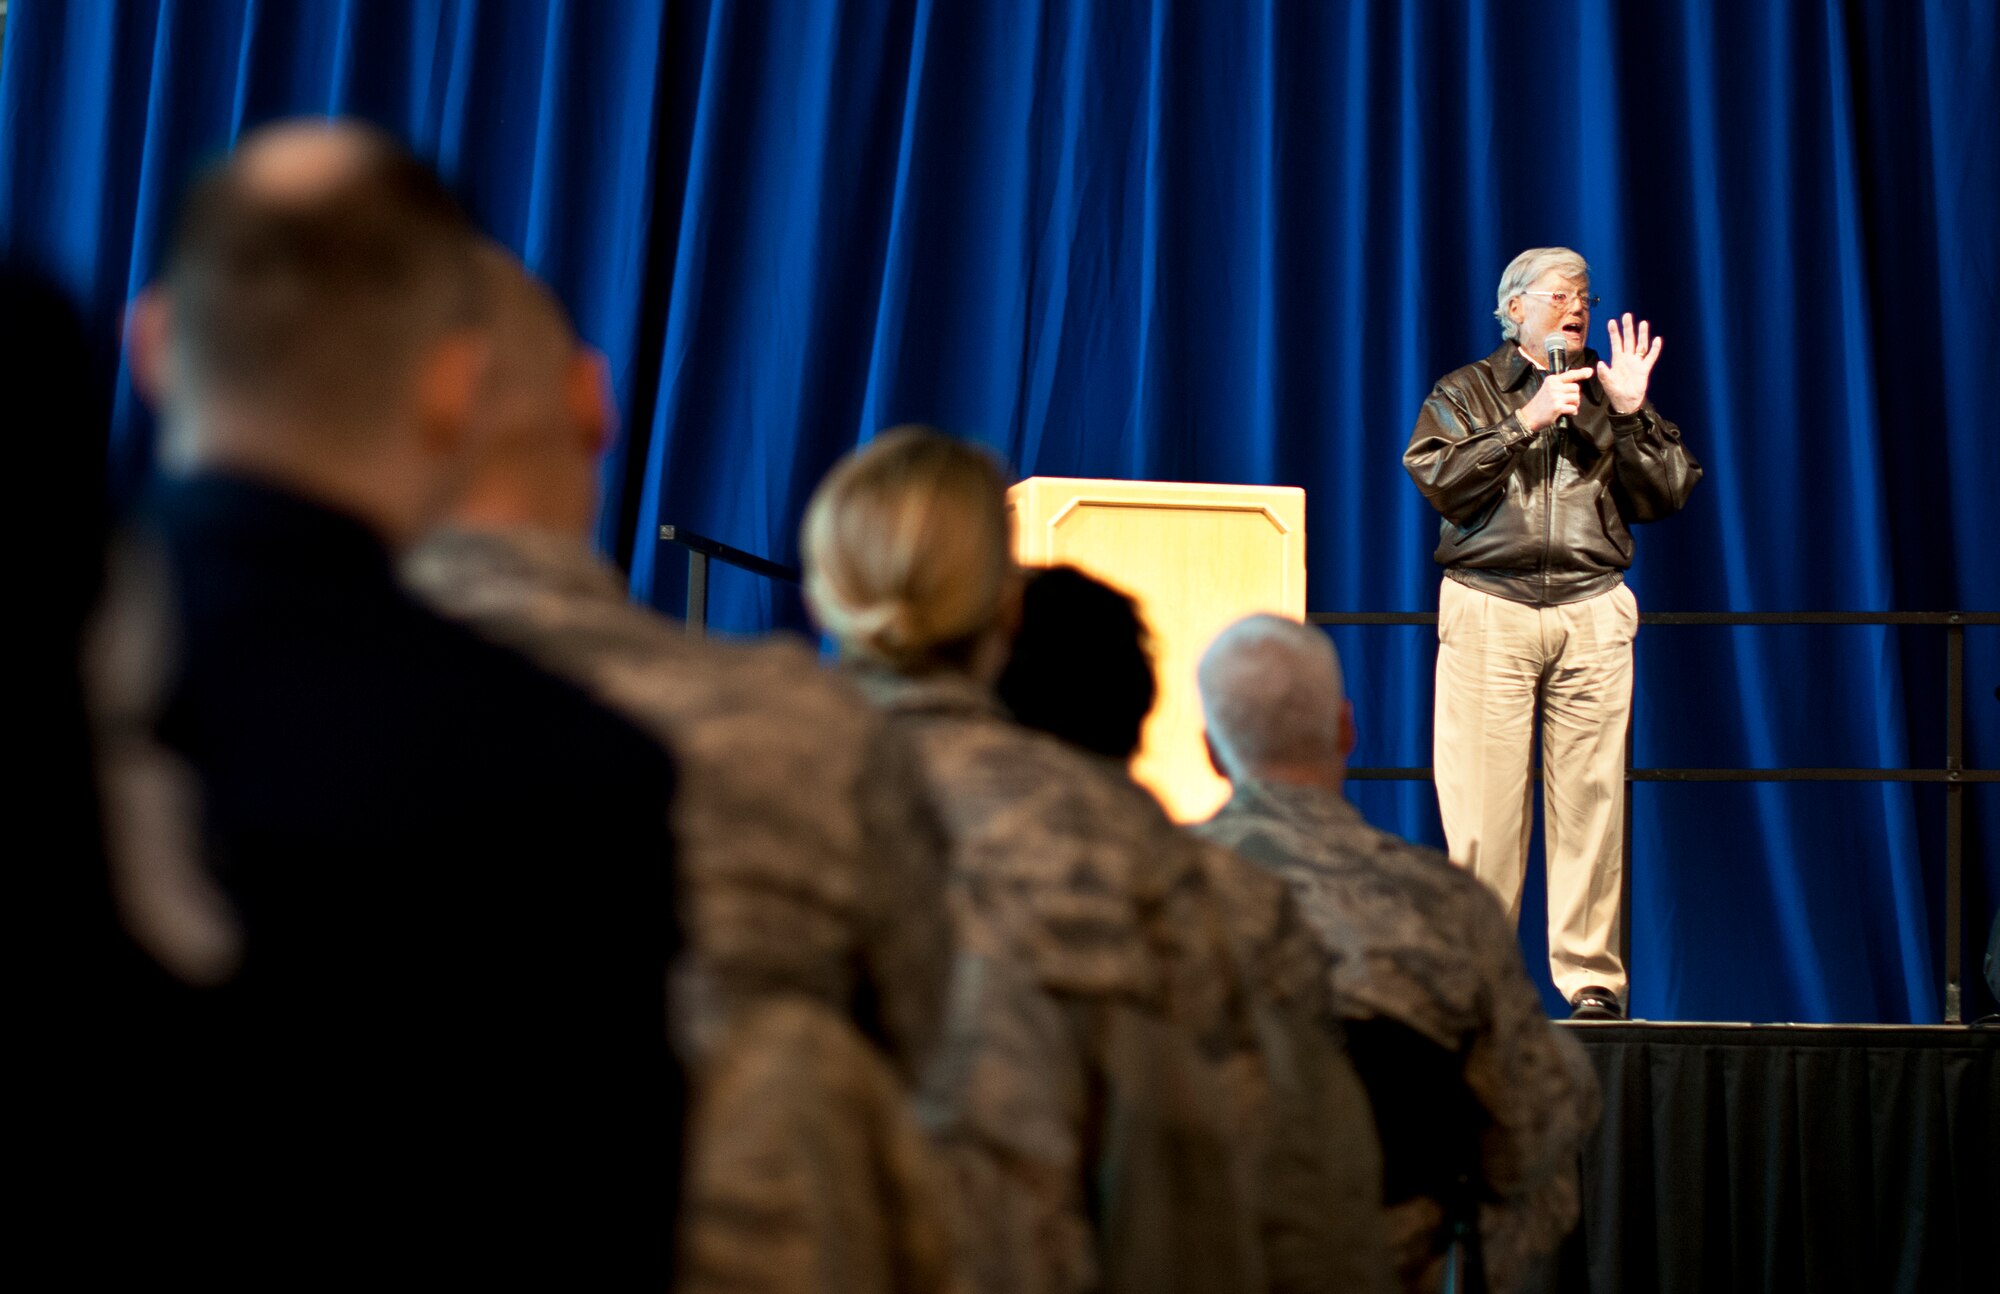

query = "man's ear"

[
  {"left": 414, "top": 331, "right": 489, "bottom": 460},
  {"left": 567, "top": 347, "right": 616, "bottom": 458},
  {"left": 125, "top": 288, "right": 173, "bottom": 409},
  {"left": 1338, "top": 699, "right": 1358, "bottom": 760}
]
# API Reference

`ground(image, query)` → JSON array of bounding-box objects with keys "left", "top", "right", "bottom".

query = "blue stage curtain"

[
  {"left": 4, "top": 0, "right": 1994, "bottom": 1023},
  {"left": 0, "top": 0, "right": 672, "bottom": 537}
]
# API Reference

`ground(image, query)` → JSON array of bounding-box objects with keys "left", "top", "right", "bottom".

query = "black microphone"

[{"left": 1544, "top": 333, "right": 1572, "bottom": 434}]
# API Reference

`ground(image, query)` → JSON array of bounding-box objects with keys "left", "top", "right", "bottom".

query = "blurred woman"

[{"left": 801, "top": 428, "right": 1391, "bottom": 1294}]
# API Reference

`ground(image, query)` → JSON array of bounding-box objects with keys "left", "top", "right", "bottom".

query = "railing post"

[
  {"left": 687, "top": 549, "right": 710, "bottom": 641},
  {"left": 1945, "top": 618, "right": 1964, "bottom": 1024}
]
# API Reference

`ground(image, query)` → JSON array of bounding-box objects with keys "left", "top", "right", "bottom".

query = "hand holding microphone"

[{"left": 1517, "top": 340, "right": 1591, "bottom": 434}]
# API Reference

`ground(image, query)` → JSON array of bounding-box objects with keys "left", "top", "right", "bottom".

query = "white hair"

[
  {"left": 1494, "top": 246, "right": 1590, "bottom": 341},
  {"left": 1198, "top": 614, "right": 1346, "bottom": 778}
]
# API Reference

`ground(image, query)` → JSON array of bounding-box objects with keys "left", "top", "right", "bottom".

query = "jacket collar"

[{"left": 147, "top": 469, "right": 391, "bottom": 578}]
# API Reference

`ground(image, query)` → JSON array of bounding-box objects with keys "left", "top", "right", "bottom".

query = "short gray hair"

[
  {"left": 1494, "top": 246, "right": 1590, "bottom": 341},
  {"left": 1198, "top": 614, "right": 1346, "bottom": 777},
  {"left": 163, "top": 119, "right": 483, "bottom": 433}
]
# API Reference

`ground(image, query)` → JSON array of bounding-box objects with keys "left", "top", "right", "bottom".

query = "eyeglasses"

[{"left": 1520, "top": 291, "right": 1601, "bottom": 311}]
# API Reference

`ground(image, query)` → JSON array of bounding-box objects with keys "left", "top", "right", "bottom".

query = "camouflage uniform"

[
  {"left": 858, "top": 670, "right": 1392, "bottom": 1294},
  {"left": 404, "top": 528, "right": 957, "bottom": 1293},
  {"left": 684, "top": 995, "right": 969, "bottom": 1294},
  {"left": 1194, "top": 780, "right": 1601, "bottom": 1294}
]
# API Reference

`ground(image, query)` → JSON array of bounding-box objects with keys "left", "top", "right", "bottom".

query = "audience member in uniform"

[
  {"left": 1193, "top": 614, "right": 1601, "bottom": 1294},
  {"left": 96, "top": 119, "right": 683, "bottom": 1282},
  {"left": 402, "top": 248, "right": 962, "bottom": 1294},
  {"left": 996, "top": 564, "right": 1402, "bottom": 1293},
  {"left": 801, "top": 431, "right": 1393, "bottom": 1294}
]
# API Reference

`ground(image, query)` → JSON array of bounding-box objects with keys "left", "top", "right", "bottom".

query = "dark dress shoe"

[{"left": 1569, "top": 987, "right": 1624, "bottom": 1020}]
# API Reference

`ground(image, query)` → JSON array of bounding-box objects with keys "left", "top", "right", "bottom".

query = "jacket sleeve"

[
  {"left": 1608, "top": 404, "right": 1702, "bottom": 523},
  {"left": 1403, "top": 386, "right": 1537, "bottom": 524}
]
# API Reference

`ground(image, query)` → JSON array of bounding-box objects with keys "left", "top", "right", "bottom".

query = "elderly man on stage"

[{"left": 1403, "top": 246, "right": 1701, "bottom": 1020}]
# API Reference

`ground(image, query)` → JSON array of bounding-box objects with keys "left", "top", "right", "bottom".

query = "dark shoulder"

[
  {"left": 334, "top": 581, "right": 677, "bottom": 827},
  {"left": 171, "top": 524, "right": 670, "bottom": 821},
  {"left": 434, "top": 611, "right": 670, "bottom": 774},
  {"left": 1432, "top": 347, "right": 1511, "bottom": 399}
]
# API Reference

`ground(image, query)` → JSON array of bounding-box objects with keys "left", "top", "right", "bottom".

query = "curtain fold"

[{"left": 3, "top": 0, "right": 1994, "bottom": 1023}]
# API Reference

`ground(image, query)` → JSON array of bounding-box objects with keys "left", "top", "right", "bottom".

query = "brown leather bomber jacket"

[{"left": 1403, "top": 344, "right": 1702, "bottom": 607}]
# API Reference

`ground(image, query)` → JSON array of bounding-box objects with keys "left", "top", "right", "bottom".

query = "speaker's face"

[{"left": 1511, "top": 273, "right": 1593, "bottom": 364}]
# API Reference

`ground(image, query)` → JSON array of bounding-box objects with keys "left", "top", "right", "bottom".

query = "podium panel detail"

[{"left": 1009, "top": 477, "right": 1307, "bottom": 821}]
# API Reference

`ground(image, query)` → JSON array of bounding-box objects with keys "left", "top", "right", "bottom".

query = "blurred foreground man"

[
  {"left": 1194, "top": 616, "right": 1600, "bottom": 1294},
  {"left": 1403, "top": 247, "right": 1700, "bottom": 1019},
  {"left": 403, "top": 250, "right": 961, "bottom": 1293},
  {"left": 94, "top": 121, "right": 682, "bottom": 1280}
]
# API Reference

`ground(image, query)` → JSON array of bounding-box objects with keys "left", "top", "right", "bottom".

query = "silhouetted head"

[{"left": 996, "top": 566, "right": 1156, "bottom": 761}]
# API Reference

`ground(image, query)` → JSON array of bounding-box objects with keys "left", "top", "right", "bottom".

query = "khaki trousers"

[{"left": 1433, "top": 577, "right": 1636, "bottom": 1003}]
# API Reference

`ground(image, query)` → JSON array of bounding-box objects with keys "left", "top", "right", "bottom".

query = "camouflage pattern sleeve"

[
  {"left": 852, "top": 717, "right": 955, "bottom": 1081},
  {"left": 1458, "top": 883, "right": 1598, "bottom": 1294},
  {"left": 1191, "top": 841, "right": 1396, "bottom": 1294},
  {"left": 914, "top": 925, "right": 1096, "bottom": 1294},
  {"left": 1387, "top": 1171, "right": 1582, "bottom": 1294},
  {"left": 1478, "top": 1166, "right": 1582, "bottom": 1294},
  {"left": 1460, "top": 891, "right": 1599, "bottom": 1198},
  {"left": 679, "top": 996, "right": 970, "bottom": 1294}
]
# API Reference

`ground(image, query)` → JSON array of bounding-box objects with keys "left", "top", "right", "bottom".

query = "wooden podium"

[{"left": 1008, "top": 477, "right": 1307, "bottom": 822}]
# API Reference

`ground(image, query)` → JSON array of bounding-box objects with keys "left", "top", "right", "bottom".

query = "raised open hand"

[{"left": 1596, "top": 313, "right": 1662, "bottom": 415}]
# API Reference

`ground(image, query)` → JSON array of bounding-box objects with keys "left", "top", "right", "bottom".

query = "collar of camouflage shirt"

[
  {"left": 847, "top": 666, "right": 1008, "bottom": 722},
  {"left": 1233, "top": 777, "right": 1370, "bottom": 833}
]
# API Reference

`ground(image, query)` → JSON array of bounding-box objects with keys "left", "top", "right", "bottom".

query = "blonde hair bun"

[{"left": 801, "top": 427, "right": 1013, "bottom": 673}]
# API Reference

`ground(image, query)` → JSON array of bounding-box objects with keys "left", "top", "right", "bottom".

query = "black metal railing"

[
  {"left": 657, "top": 525, "right": 1994, "bottom": 1022},
  {"left": 656, "top": 524, "right": 801, "bottom": 639},
  {"left": 1309, "top": 609, "right": 1998, "bottom": 1023}
]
